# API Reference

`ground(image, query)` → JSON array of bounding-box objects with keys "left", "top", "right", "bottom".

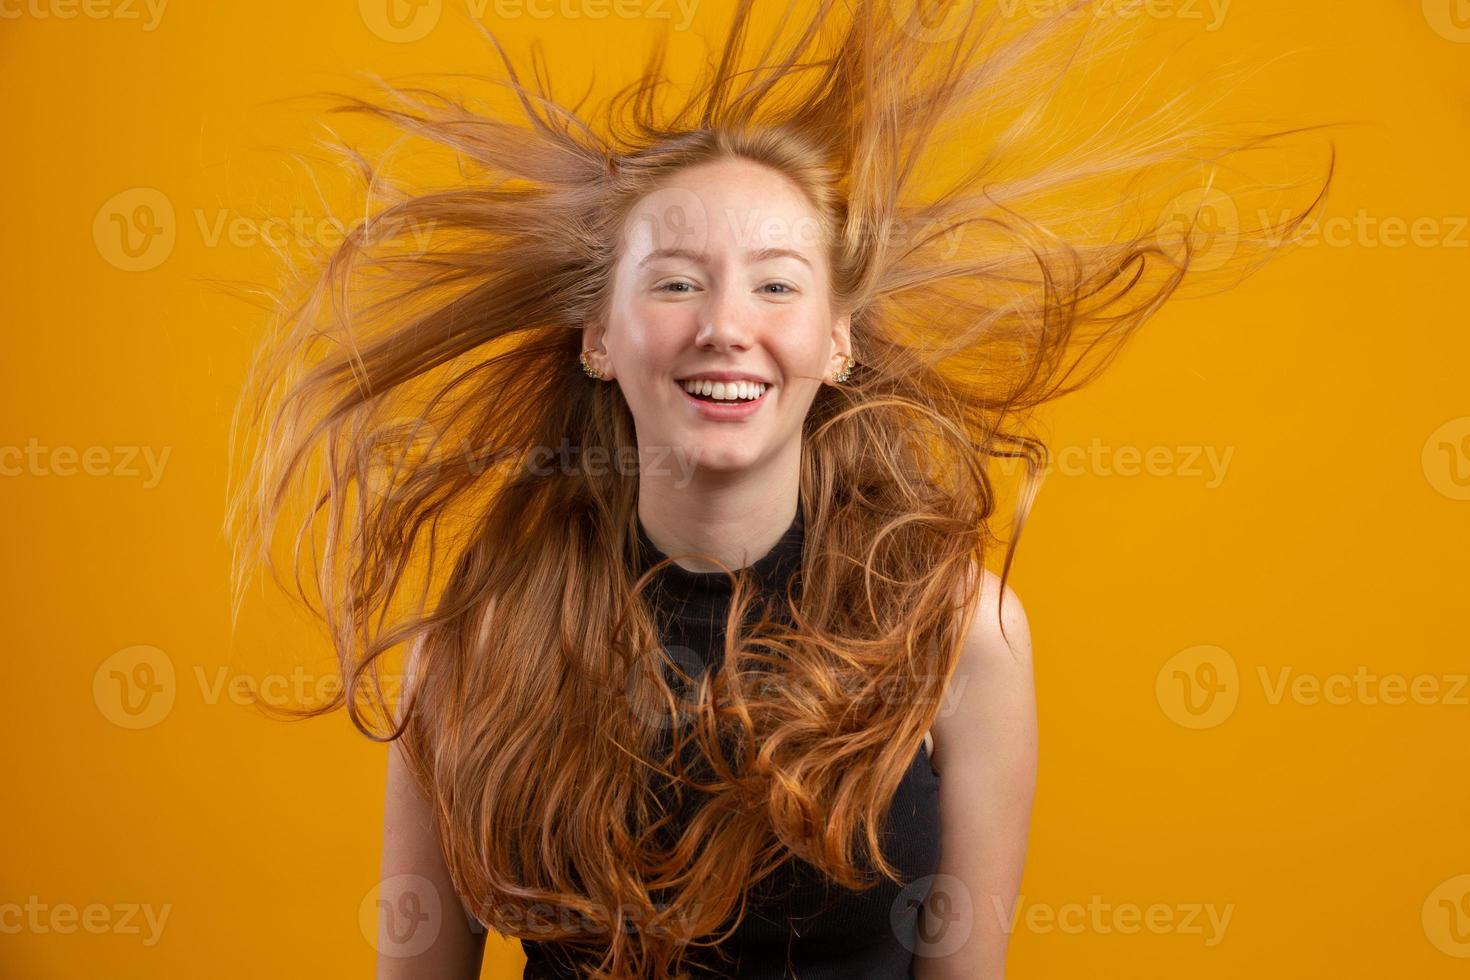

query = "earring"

[
  {"left": 580, "top": 348, "right": 605, "bottom": 381},
  {"left": 832, "top": 354, "right": 855, "bottom": 383}
]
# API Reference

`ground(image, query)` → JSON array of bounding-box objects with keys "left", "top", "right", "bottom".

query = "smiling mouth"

[
  {"left": 675, "top": 379, "right": 769, "bottom": 404},
  {"left": 673, "top": 380, "right": 772, "bottom": 416}
]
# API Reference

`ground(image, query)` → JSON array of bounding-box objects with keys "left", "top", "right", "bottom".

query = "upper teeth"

[{"left": 680, "top": 379, "right": 766, "bottom": 401}]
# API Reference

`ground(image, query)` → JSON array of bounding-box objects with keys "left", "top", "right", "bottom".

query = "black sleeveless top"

[{"left": 522, "top": 507, "right": 942, "bottom": 978}]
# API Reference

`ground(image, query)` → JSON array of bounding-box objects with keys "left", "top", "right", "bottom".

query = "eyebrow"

[{"left": 637, "top": 247, "right": 813, "bottom": 270}]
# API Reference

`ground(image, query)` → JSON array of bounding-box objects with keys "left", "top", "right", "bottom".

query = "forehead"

[{"left": 618, "top": 158, "right": 829, "bottom": 264}]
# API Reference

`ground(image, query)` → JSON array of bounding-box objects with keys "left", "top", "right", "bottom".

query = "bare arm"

[
  {"left": 377, "top": 635, "right": 488, "bottom": 978},
  {"left": 914, "top": 566, "right": 1038, "bottom": 980}
]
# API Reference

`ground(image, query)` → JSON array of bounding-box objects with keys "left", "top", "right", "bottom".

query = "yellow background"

[{"left": 3, "top": 0, "right": 1468, "bottom": 977}]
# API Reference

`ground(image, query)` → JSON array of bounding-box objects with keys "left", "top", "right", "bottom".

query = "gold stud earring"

[
  {"left": 832, "top": 354, "right": 855, "bottom": 383},
  {"left": 580, "top": 348, "right": 605, "bottom": 381}
]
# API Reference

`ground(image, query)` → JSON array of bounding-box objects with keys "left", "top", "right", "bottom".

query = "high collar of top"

[{"left": 634, "top": 508, "right": 805, "bottom": 606}]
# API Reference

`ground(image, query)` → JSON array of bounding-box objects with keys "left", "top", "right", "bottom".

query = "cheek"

[
  {"left": 638, "top": 327, "right": 689, "bottom": 373},
  {"left": 612, "top": 311, "right": 688, "bottom": 416},
  {"left": 768, "top": 313, "right": 832, "bottom": 370},
  {"left": 613, "top": 299, "right": 684, "bottom": 362}
]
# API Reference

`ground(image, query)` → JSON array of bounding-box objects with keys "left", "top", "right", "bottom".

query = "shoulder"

[
  {"left": 929, "top": 561, "right": 1035, "bottom": 770},
  {"left": 954, "top": 559, "right": 1033, "bottom": 670}
]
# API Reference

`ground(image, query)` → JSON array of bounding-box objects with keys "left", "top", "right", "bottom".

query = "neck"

[{"left": 636, "top": 453, "right": 801, "bottom": 574}]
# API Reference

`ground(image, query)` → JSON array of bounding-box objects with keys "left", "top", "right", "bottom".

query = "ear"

[
  {"left": 825, "top": 309, "right": 852, "bottom": 385},
  {"left": 581, "top": 315, "right": 615, "bottom": 382}
]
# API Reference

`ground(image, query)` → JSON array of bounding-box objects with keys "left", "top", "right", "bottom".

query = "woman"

[{"left": 225, "top": 1, "right": 1331, "bottom": 977}]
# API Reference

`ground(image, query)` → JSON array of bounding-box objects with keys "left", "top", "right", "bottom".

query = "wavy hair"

[{"left": 224, "top": 0, "right": 1333, "bottom": 975}]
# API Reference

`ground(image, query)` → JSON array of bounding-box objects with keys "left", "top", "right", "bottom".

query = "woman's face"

[{"left": 589, "top": 157, "right": 851, "bottom": 477}]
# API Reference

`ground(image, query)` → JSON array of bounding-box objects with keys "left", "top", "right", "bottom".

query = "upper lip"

[{"left": 676, "top": 371, "right": 772, "bottom": 385}]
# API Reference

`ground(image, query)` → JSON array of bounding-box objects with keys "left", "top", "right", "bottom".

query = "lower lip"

[{"left": 675, "top": 381, "right": 770, "bottom": 420}]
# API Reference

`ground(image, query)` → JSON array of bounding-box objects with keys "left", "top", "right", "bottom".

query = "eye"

[
  {"left": 762, "top": 282, "right": 797, "bottom": 294},
  {"left": 657, "top": 280, "right": 697, "bottom": 294}
]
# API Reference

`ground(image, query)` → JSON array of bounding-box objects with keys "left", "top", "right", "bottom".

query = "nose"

[{"left": 693, "top": 281, "right": 754, "bottom": 352}]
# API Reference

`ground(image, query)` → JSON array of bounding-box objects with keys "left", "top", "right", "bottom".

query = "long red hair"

[{"left": 224, "top": 1, "right": 1334, "bottom": 975}]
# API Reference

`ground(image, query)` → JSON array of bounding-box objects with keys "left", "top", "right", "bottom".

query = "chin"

[{"left": 679, "top": 439, "right": 764, "bottom": 474}]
